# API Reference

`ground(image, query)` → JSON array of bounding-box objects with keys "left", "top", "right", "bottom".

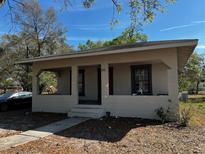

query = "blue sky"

[{"left": 0, "top": 0, "right": 205, "bottom": 53}]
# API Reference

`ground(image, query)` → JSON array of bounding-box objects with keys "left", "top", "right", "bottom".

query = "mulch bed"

[
  {"left": 1, "top": 117, "right": 205, "bottom": 154},
  {"left": 0, "top": 109, "right": 67, "bottom": 138}
]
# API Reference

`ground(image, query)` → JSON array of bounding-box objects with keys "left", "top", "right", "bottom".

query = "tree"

[
  {"left": 179, "top": 52, "right": 204, "bottom": 94},
  {"left": 14, "top": 0, "right": 70, "bottom": 57},
  {"left": 0, "top": 34, "right": 32, "bottom": 91},
  {"left": 78, "top": 28, "right": 148, "bottom": 51},
  {"left": 0, "top": 0, "right": 72, "bottom": 92}
]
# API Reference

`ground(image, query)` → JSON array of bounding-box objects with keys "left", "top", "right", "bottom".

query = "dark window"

[
  {"left": 131, "top": 65, "right": 152, "bottom": 95},
  {"left": 69, "top": 70, "right": 72, "bottom": 95},
  {"left": 97, "top": 68, "right": 102, "bottom": 104},
  {"left": 109, "top": 67, "right": 113, "bottom": 95},
  {"left": 78, "top": 69, "right": 85, "bottom": 96}
]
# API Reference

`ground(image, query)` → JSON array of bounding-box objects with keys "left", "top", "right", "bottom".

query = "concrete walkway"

[{"left": 0, "top": 117, "right": 89, "bottom": 151}]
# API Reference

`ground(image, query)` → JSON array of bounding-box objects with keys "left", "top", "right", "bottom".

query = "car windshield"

[
  {"left": 0, "top": 92, "right": 15, "bottom": 99},
  {"left": 12, "top": 92, "right": 32, "bottom": 98}
]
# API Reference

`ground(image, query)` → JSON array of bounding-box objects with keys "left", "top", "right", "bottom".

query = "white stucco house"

[{"left": 18, "top": 39, "right": 198, "bottom": 121}]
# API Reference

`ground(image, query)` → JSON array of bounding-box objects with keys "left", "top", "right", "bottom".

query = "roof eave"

[{"left": 17, "top": 39, "right": 198, "bottom": 65}]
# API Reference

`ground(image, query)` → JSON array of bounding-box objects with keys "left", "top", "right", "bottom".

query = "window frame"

[{"left": 131, "top": 64, "right": 152, "bottom": 95}]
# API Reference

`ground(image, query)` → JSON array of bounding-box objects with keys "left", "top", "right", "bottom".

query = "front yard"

[
  {"left": 1, "top": 117, "right": 205, "bottom": 154},
  {"left": 0, "top": 101, "right": 205, "bottom": 154}
]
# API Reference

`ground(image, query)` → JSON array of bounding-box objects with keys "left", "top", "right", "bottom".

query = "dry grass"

[
  {"left": 180, "top": 102, "right": 205, "bottom": 127},
  {"left": 188, "top": 95, "right": 205, "bottom": 99}
]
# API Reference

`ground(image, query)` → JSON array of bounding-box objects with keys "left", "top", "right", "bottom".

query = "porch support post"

[
  {"left": 71, "top": 65, "right": 78, "bottom": 105},
  {"left": 101, "top": 63, "right": 109, "bottom": 105},
  {"left": 32, "top": 75, "right": 38, "bottom": 96},
  {"left": 32, "top": 67, "right": 40, "bottom": 96},
  {"left": 167, "top": 66, "right": 179, "bottom": 121},
  {"left": 32, "top": 68, "right": 39, "bottom": 112}
]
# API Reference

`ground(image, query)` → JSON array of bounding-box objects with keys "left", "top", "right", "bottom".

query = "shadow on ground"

[
  {"left": 0, "top": 109, "right": 67, "bottom": 137},
  {"left": 55, "top": 117, "right": 161, "bottom": 142},
  {"left": 0, "top": 109, "right": 161, "bottom": 142}
]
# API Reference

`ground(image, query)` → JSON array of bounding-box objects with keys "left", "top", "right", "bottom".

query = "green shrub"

[{"left": 155, "top": 107, "right": 170, "bottom": 123}]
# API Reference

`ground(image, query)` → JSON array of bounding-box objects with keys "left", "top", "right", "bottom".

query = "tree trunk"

[
  {"left": 25, "top": 46, "right": 30, "bottom": 91},
  {"left": 3, "top": 87, "right": 6, "bottom": 93},
  {"left": 37, "top": 42, "right": 41, "bottom": 57},
  {"left": 196, "top": 81, "right": 200, "bottom": 94}
]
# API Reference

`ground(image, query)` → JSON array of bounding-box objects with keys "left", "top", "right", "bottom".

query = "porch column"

[
  {"left": 167, "top": 67, "right": 179, "bottom": 121},
  {"left": 32, "top": 74, "right": 38, "bottom": 96},
  {"left": 32, "top": 66, "right": 41, "bottom": 96},
  {"left": 32, "top": 69, "right": 39, "bottom": 112},
  {"left": 71, "top": 65, "right": 78, "bottom": 105},
  {"left": 101, "top": 63, "right": 109, "bottom": 105}
]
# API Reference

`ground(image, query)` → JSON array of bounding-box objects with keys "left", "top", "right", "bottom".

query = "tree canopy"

[
  {"left": 78, "top": 28, "right": 148, "bottom": 51},
  {"left": 14, "top": 0, "right": 71, "bottom": 57},
  {"left": 179, "top": 52, "right": 205, "bottom": 93}
]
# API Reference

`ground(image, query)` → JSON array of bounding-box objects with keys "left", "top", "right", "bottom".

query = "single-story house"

[{"left": 18, "top": 39, "right": 198, "bottom": 120}]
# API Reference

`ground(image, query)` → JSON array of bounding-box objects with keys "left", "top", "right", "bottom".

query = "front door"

[{"left": 78, "top": 66, "right": 101, "bottom": 105}]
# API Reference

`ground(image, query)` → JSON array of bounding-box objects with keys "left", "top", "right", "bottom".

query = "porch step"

[{"left": 68, "top": 107, "right": 105, "bottom": 119}]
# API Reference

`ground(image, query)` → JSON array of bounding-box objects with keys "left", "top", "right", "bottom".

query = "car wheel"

[{"left": 0, "top": 104, "right": 8, "bottom": 112}]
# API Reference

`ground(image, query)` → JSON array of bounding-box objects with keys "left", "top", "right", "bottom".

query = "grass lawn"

[{"left": 180, "top": 101, "right": 205, "bottom": 127}]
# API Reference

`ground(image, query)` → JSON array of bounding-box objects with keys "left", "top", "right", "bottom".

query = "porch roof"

[{"left": 17, "top": 39, "right": 198, "bottom": 69}]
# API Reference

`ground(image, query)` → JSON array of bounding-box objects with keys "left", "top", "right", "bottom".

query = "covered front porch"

[{"left": 32, "top": 59, "right": 176, "bottom": 119}]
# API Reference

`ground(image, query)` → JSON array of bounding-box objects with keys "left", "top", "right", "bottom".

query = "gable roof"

[{"left": 17, "top": 39, "right": 198, "bottom": 64}]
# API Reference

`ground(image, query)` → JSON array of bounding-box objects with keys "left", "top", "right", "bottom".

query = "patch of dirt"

[
  {"left": 0, "top": 109, "right": 66, "bottom": 138},
  {"left": 2, "top": 117, "right": 205, "bottom": 154}
]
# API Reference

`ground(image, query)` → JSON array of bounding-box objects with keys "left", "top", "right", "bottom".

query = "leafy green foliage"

[
  {"left": 39, "top": 71, "right": 57, "bottom": 94},
  {"left": 78, "top": 28, "right": 148, "bottom": 51}
]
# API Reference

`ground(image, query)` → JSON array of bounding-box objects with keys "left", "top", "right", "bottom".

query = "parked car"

[{"left": 0, "top": 91, "right": 32, "bottom": 111}]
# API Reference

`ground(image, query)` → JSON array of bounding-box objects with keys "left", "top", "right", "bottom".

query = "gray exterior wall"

[
  {"left": 111, "top": 63, "right": 168, "bottom": 95},
  {"left": 57, "top": 68, "right": 71, "bottom": 95}
]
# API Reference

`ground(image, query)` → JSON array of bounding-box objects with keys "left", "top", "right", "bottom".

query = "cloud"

[
  {"left": 71, "top": 24, "right": 109, "bottom": 30},
  {"left": 193, "top": 20, "right": 205, "bottom": 24},
  {"left": 65, "top": 4, "right": 112, "bottom": 12},
  {"left": 160, "top": 24, "right": 195, "bottom": 32},
  {"left": 196, "top": 45, "right": 205, "bottom": 49},
  {"left": 160, "top": 20, "right": 205, "bottom": 32},
  {"left": 70, "top": 23, "right": 129, "bottom": 31}
]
